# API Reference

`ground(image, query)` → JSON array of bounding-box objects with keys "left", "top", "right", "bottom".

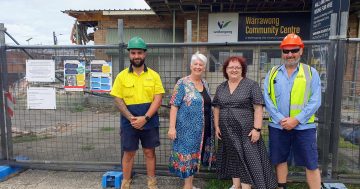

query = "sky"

[{"left": 0, "top": 0, "right": 150, "bottom": 45}]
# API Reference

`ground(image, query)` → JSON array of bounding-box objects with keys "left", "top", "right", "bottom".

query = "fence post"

[
  {"left": 118, "top": 19, "right": 125, "bottom": 74},
  {"left": 330, "top": 38, "right": 347, "bottom": 179},
  {"left": 318, "top": 42, "right": 334, "bottom": 178},
  {"left": 330, "top": 11, "right": 349, "bottom": 178},
  {"left": 0, "top": 23, "right": 13, "bottom": 160},
  {"left": 0, "top": 23, "right": 5, "bottom": 160},
  {"left": 186, "top": 20, "right": 192, "bottom": 75},
  {"left": 117, "top": 19, "right": 125, "bottom": 169},
  {"left": 317, "top": 14, "right": 338, "bottom": 178}
]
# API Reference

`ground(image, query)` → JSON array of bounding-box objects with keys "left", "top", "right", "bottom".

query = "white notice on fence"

[
  {"left": 27, "top": 87, "right": 56, "bottom": 109},
  {"left": 26, "top": 59, "right": 55, "bottom": 82}
]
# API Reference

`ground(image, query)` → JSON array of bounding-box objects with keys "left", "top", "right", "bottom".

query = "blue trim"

[{"left": 120, "top": 103, "right": 159, "bottom": 130}]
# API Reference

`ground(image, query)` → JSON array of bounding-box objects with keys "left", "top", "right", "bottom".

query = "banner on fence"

[
  {"left": 90, "top": 60, "right": 112, "bottom": 92},
  {"left": 27, "top": 87, "right": 56, "bottom": 109},
  {"left": 26, "top": 59, "right": 55, "bottom": 82},
  {"left": 64, "top": 60, "right": 86, "bottom": 91}
]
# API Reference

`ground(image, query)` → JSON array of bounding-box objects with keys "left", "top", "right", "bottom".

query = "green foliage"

[
  {"left": 72, "top": 104, "right": 85, "bottom": 112},
  {"left": 204, "top": 179, "right": 360, "bottom": 189},
  {"left": 347, "top": 184, "right": 360, "bottom": 189},
  {"left": 100, "top": 127, "right": 115, "bottom": 132},
  {"left": 339, "top": 137, "right": 358, "bottom": 149},
  {"left": 204, "top": 180, "right": 307, "bottom": 189},
  {"left": 80, "top": 144, "right": 95, "bottom": 151},
  {"left": 289, "top": 166, "right": 305, "bottom": 172},
  {"left": 287, "top": 183, "right": 308, "bottom": 188},
  {"left": 204, "top": 179, "right": 232, "bottom": 189},
  {"left": 13, "top": 134, "right": 53, "bottom": 143}
]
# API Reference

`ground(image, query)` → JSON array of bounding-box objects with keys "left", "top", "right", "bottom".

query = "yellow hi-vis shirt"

[
  {"left": 110, "top": 66, "right": 165, "bottom": 105},
  {"left": 110, "top": 65, "right": 165, "bottom": 129}
]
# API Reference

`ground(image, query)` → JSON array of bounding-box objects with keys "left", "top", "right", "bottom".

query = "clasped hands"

[
  {"left": 280, "top": 117, "right": 299, "bottom": 130},
  {"left": 130, "top": 116, "right": 147, "bottom": 130}
]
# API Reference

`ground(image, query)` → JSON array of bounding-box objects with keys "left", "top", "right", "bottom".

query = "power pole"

[{"left": 53, "top": 31, "right": 57, "bottom": 45}]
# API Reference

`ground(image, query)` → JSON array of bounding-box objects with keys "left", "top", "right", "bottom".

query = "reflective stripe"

[
  {"left": 268, "top": 65, "right": 282, "bottom": 109},
  {"left": 5, "top": 92, "right": 15, "bottom": 117},
  {"left": 268, "top": 63, "right": 315, "bottom": 123},
  {"left": 270, "top": 65, "right": 281, "bottom": 77},
  {"left": 302, "top": 64, "right": 311, "bottom": 106},
  {"left": 291, "top": 104, "right": 304, "bottom": 109}
]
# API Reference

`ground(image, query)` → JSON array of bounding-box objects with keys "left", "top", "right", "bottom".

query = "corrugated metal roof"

[
  {"left": 106, "top": 28, "right": 184, "bottom": 45},
  {"left": 145, "top": 0, "right": 313, "bottom": 15},
  {"left": 103, "top": 10, "right": 155, "bottom": 15},
  {"left": 62, "top": 9, "right": 152, "bottom": 14}
]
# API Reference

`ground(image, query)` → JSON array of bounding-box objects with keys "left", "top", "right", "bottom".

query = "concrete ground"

[{"left": 0, "top": 169, "right": 207, "bottom": 189}]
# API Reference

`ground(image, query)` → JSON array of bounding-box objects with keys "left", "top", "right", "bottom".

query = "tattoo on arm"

[{"left": 114, "top": 98, "right": 133, "bottom": 121}]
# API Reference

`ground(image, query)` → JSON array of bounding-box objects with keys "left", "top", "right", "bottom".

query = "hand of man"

[
  {"left": 130, "top": 116, "right": 146, "bottom": 130},
  {"left": 280, "top": 117, "right": 299, "bottom": 130}
]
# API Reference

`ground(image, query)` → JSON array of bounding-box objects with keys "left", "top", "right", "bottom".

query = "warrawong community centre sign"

[
  {"left": 208, "top": 0, "right": 350, "bottom": 42},
  {"left": 208, "top": 12, "right": 310, "bottom": 42}
]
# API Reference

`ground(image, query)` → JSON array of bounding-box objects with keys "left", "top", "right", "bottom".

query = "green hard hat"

[{"left": 127, "top": 36, "right": 147, "bottom": 51}]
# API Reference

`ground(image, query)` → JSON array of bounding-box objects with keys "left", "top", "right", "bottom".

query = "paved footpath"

[{"left": 0, "top": 169, "right": 207, "bottom": 189}]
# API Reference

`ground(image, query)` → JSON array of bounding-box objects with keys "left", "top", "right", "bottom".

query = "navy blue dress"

[{"left": 213, "top": 78, "right": 277, "bottom": 189}]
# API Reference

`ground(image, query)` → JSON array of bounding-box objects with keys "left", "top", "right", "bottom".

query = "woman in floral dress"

[{"left": 168, "top": 52, "right": 215, "bottom": 189}]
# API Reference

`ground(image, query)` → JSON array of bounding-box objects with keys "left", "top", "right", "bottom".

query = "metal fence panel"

[
  {"left": 1, "top": 41, "right": 359, "bottom": 181},
  {"left": 335, "top": 40, "right": 360, "bottom": 176}
]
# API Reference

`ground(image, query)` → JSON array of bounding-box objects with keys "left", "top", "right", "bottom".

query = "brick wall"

[
  {"left": 121, "top": 15, "right": 182, "bottom": 29},
  {"left": 6, "top": 51, "right": 51, "bottom": 73},
  {"left": 91, "top": 12, "right": 210, "bottom": 44},
  {"left": 348, "top": 14, "right": 358, "bottom": 38},
  {"left": 183, "top": 12, "right": 209, "bottom": 42},
  {"left": 93, "top": 14, "right": 185, "bottom": 45},
  {"left": 345, "top": 13, "right": 360, "bottom": 96}
]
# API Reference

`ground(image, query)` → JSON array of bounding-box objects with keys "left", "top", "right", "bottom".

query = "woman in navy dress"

[{"left": 213, "top": 56, "right": 277, "bottom": 189}]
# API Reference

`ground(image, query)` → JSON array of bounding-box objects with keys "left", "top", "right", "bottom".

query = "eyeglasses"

[
  {"left": 227, "top": 66, "right": 242, "bottom": 70},
  {"left": 282, "top": 49, "right": 300, "bottom": 54}
]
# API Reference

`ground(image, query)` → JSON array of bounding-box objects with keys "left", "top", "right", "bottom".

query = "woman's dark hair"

[{"left": 222, "top": 56, "right": 247, "bottom": 80}]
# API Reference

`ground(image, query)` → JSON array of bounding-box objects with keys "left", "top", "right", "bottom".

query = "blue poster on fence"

[
  {"left": 64, "top": 60, "right": 86, "bottom": 91},
  {"left": 90, "top": 60, "right": 112, "bottom": 92}
]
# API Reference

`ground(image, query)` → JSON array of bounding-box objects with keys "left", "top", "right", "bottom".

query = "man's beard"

[
  {"left": 283, "top": 57, "right": 300, "bottom": 67},
  {"left": 130, "top": 58, "right": 145, "bottom": 68}
]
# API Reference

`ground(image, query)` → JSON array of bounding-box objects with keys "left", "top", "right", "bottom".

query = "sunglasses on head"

[{"left": 282, "top": 48, "right": 300, "bottom": 54}]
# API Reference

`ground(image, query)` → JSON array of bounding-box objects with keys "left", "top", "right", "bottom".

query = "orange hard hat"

[{"left": 280, "top": 33, "right": 304, "bottom": 49}]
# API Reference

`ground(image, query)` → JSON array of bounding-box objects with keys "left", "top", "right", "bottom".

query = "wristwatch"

[
  {"left": 253, "top": 127, "right": 261, "bottom": 132},
  {"left": 145, "top": 115, "right": 151, "bottom": 122}
]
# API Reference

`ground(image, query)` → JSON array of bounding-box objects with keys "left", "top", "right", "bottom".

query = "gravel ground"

[{"left": 0, "top": 169, "right": 207, "bottom": 189}]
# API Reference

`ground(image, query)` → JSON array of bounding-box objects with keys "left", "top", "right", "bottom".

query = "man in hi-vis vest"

[{"left": 263, "top": 33, "right": 322, "bottom": 189}]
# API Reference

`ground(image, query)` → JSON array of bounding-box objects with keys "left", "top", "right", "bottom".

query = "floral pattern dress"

[{"left": 168, "top": 76, "right": 215, "bottom": 179}]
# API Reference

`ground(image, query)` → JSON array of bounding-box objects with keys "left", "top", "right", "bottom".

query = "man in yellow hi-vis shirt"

[{"left": 110, "top": 36, "right": 164, "bottom": 189}]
